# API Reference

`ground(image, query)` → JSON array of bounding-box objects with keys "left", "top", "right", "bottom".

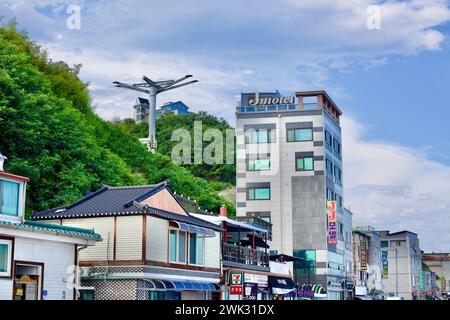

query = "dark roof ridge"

[{"left": 66, "top": 185, "right": 109, "bottom": 210}]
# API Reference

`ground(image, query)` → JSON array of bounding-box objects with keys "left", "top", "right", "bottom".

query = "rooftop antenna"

[{"left": 113, "top": 75, "right": 198, "bottom": 151}]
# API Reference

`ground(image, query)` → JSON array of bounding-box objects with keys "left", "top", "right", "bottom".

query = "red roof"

[{"left": 0, "top": 171, "right": 30, "bottom": 182}]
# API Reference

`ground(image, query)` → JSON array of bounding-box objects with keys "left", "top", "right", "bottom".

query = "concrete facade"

[
  {"left": 235, "top": 91, "right": 345, "bottom": 299},
  {"left": 377, "top": 230, "right": 422, "bottom": 300}
]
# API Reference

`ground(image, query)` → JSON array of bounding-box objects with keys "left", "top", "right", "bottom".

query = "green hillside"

[
  {"left": 0, "top": 23, "right": 235, "bottom": 216},
  {"left": 114, "top": 111, "right": 236, "bottom": 185}
]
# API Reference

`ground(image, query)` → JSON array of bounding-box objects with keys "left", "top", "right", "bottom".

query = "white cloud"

[{"left": 342, "top": 116, "right": 450, "bottom": 251}]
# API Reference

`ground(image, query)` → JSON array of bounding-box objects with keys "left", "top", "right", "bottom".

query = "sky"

[{"left": 1, "top": 0, "right": 450, "bottom": 252}]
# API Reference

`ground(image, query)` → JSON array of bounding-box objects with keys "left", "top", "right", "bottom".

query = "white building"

[
  {"left": 0, "top": 154, "right": 100, "bottom": 300},
  {"left": 235, "top": 90, "right": 345, "bottom": 299},
  {"left": 32, "top": 181, "right": 222, "bottom": 300}
]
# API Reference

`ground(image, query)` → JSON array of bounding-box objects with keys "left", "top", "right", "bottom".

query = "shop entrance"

[{"left": 13, "top": 261, "right": 43, "bottom": 300}]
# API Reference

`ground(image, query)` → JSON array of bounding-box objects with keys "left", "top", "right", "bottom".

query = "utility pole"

[{"left": 113, "top": 75, "right": 198, "bottom": 151}]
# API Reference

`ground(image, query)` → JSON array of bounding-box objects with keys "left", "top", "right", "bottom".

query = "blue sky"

[{"left": 1, "top": 0, "right": 450, "bottom": 251}]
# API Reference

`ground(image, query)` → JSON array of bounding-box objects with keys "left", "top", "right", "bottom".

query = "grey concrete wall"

[{"left": 292, "top": 175, "right": 327, "bottom": 250}]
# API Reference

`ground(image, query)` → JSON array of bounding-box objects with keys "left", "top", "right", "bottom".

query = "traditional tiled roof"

[
  {"left": 32, "top": 182, "right": 222, "bottom": 232},
  {"left": 0, "top": 219, "right": 101, "bottom": 240}
]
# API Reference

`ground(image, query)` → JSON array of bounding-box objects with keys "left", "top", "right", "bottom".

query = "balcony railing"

[
  {"left": 233, "top": 216, "right": 272, "bottom": 240},
  {"left": 222, "top": 243, "right": 269, "bottom": 270}
]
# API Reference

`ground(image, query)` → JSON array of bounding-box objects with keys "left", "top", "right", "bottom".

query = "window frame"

[
  {"left": 0, "top": 236, "right": 14, "bottom": 279},
  {"left": 188, "top": 233, "right": 205, "bottom": 266},
  {"left": 245, "top": 129, "right": 276, "bottom": 144},
  {"left": 295, "top": 156, "right": 314, "bottom": 171},
  {"left": 246, "top": 154, "right": 271, "bottom": 172},
  {"left": 246, "top": 187, "right": 271, "bottom": 200},
  {"left": 168, "top": 228, "right": 187, "bottom": 265},
  {"left": 0, "top": 179, "right": 21, "bottom": 217},
  {"left": 287, "top": 128, "right": 313, "bottom": 142}
]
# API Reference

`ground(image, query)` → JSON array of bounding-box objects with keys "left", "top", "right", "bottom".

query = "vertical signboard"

[
  {"left": 229, "top": 272, "right": 244, "bottom": 296},
  {"left": 327, "top": 201, "right": 337, "bottom": 244},
  {"left": 360, "top": 238, "right": 367, "bottom": 271},
  {"left": 381, "top": 251, "right": 389, "bottom": 276},
  {"left": 419, "top": 271, "right": 425, "bottom": 293}
]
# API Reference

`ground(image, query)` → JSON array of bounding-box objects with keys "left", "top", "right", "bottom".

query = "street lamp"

[{"left": 113, "top": 75, "right": 198, "bottom": 151}]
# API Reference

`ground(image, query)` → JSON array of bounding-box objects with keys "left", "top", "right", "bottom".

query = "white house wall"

[
  {"left": 116, "top": 215, "right": 143, "bottom": 260},
  {"left": 61, "top": 217, "right": 113, "bottom": 261},
  {"left": 146, "top": 216, "right": 168, "bottom": 262},
  {"left": 205, "top": 231, "right": 220, "bottom": 269}
]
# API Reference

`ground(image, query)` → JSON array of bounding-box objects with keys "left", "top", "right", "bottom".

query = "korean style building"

[
  {"left": 235, "top": 90, "right": 346, "bottom": 299},
  {"left": 32, "top": 182, "right": 223, "bottom": 300},
  {"left": 0, "top": 154, "right": 100, "bottom": 300}
]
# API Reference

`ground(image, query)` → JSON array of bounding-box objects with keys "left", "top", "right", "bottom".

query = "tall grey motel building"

[{"left": 235, "top": 90, "right": 346, "bottom": 299}]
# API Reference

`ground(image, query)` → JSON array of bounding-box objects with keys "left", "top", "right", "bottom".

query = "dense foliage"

[
  {"left": 114, "top": 112, "right": 236, "bottom": 184},
  {"left": 0, "top": 23, "right": 235, "bottom": 216}
]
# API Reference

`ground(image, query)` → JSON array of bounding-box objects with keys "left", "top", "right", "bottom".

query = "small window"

[
  {"left": 245, "top": 129, "right": 276, "bottom": 144},
  {"left": 381, "top": 241, "right": 389, "bottom": 248},
  {"left": 296, "top": 156, "right": 314, "bottom": 171},
  {"left": 0, "top": 180, "right": 20, "bottom": 216},
  {"left": 247, "top": 187, "right": 270, "bottom": 200},
  {"left": 0, "top": 238, "right": 13, "bottom": 277},
  {"left": 169, "top": 229, "right": 186, "bottom": 264},
  {"left": 189, "top": 234, "right": 204, "bottom": 266},
  {"left": 247, "top": 157, "right": 270, "bottom": 171},
  {"left": 287, "top": 128, "right": 313, "bottom": 142}
]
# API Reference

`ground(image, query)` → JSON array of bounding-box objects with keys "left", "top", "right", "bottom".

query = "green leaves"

[{"left": 0, "top": 23, "right": 235, "bottom": 217}]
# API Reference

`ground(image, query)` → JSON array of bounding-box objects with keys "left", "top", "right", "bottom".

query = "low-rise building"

[
  {"left": 32, "top": 181, "right": 223, "bottom": 300},
  {"left": 352, "top": 226, "right": 383, "bottom": 299},
  {"left": 377, "top": 230, "right": 422, "bottom": 300},
  {"left": 0, "top": 154, "right": 100, "bottom": 300},
  {"left": 422, "top": 252, "right": 450, "bottom": 298},
  {"left": 191, "top": 207, "right": 296, "bottom": 300}
]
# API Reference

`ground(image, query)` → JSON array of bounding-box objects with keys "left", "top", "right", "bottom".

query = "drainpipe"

[{"left": 75, "top": 244, "right": 88, "bottom": 300}]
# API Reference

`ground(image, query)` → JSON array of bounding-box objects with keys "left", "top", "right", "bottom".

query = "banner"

[
  {"left": 327, "top": 201, "right": 337, "bottom": 244},
  {"left": 382, "top": 251, "right": 388, "bottom": 276},
  {"left": 360, "top": 238, "right": 367, "bottom": 271}
]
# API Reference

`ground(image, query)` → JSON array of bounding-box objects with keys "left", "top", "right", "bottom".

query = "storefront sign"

[
  {"left": 229, "top": 272, "right": 243, "bottom": 286},
  {"left": 248, "top": 93, "right": 295, "bottom": 106},
  {"left": 382, "top": 250, "right": 389, "bottom": 276},
  {"left": 360, "top": 238, "right": 367, "bottom": 271},
  {"left": 18, "top": 275, "right": 35, "bottom": 283},
  {"left": 419, "top": 271, "right": 425, "bottom": 292},
  {"left": 327, "top": 201, "right": 337, "bottom": 244},
  {"left": 244, "top": 283, "right": 258, "bottom": 300},
  {"left": 230, "top": 285, "right": 243, "bottom": 295},
  {"left": 244, "top": 273, "right": 268, "bottom": 287}
]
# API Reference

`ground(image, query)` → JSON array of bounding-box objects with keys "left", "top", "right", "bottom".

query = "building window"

[
  {"left": 247, "top": 187, "right": 270, "bottom": 200},
  {"left": 0, "top": 180, "right": 20, "bottom": 217},
  {"left": 333, "top": 138, "right": 342, "bottom": 158},
  {"left": 245, "top": 129, "right": 276, "bottom": 144},
  {"left": 325, "top": 158, "right": 333, "bottom": 178},
  {"left": 247, "top": 156, "right": 270, "bottom": 171},
  {"left": 338, "top": 222, "right": 344, "bottom": 241},
  {"left": 334, "top": 165, "right": 342, "bottom": 186},
  {"left": 295, "top": 156, "right": 314, "bottom": 171},
  {"left": 336, "top": 194, "right": 343, "bottom": 212},
  {"left": 287, "top": 128, "right": 313, "bottom": 142},
  {"left": 293, "top": 250, "right": 316, "bottom": 275},
  {"left": 325, "top": 130, "right": 333, "bottom": 151},
  {"left": 189, "top": 234, "right": 204, "bottom": 266},
  {"left": 381, "top": 241, "right": 389, "bottom": 248},
  {"left": 169, "top": 229, "right": 186, "bottom": 264},
  {"left": 0, "top": 238, "right": 13, "bottom": 277}
]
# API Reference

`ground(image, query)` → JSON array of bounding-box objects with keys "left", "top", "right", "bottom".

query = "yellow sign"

[
  {"left": 16, "top": 288, "right": 24, "bottom": 296},
  {"left": 18, "top": 275, "right": 36, "bottom": 283}
]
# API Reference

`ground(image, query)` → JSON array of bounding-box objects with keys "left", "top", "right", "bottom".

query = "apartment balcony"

[
  {"left": 233, "top": 216, "right": 272, "bottom": 241},
  {"left": 222, "top": 243, "right": 270, "bottom": 272}
]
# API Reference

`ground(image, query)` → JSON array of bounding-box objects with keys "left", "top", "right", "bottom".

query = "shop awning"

[
  {"left": 143, "top": 279, "right": 219, "bottom": 291},
  {"left": 268, "top": 276, "right": 296, "bottom": 295},
  {"left": 173, "top": 221, "right": 216, "bottom": 237}
]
